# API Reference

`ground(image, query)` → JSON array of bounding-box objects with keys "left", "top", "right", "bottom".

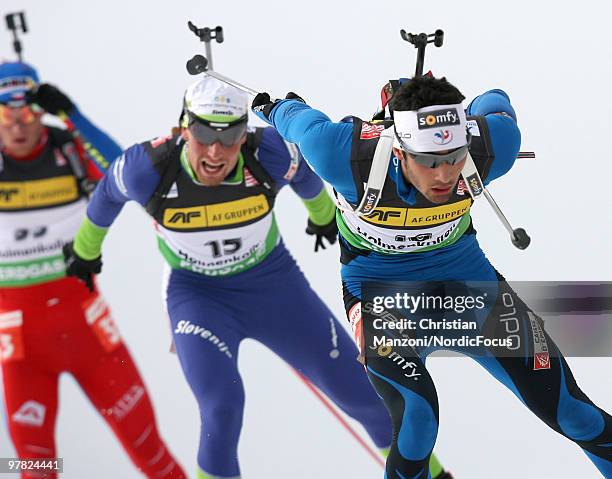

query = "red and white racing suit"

[{"left": 0, "top": 124, "right": 185, "bottom": 478}]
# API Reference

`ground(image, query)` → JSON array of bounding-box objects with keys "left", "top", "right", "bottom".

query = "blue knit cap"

[{"left": 0, "top": 62, "right": 39, "bottom": 106}]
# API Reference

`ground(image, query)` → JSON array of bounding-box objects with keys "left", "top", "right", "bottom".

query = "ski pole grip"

[
  {"left": 511, "top": 228, "right": 531, "bottom": 250},
  {"left": 186, "top": 55, "right": 209, "bottom": 75}
]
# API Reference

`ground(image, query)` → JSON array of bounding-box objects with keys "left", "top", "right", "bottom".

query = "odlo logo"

[
  {"left": 168, "top": 211, "right": 202, "bottom": 224},
  {"left": 417, "top": 108, "right": 460, "bottom": 130}
]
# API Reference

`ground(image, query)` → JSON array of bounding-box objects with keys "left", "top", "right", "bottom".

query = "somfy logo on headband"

[{"left": 417, "top": 108, "right": 460, "bottom": 130}]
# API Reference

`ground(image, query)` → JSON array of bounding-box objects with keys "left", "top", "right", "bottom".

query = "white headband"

[{"left": 393, "top": 103, "right": 468, "bottom": 153}]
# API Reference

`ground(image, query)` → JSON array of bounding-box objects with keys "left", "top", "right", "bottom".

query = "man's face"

[
  {"left": 394, "top": 147, "right": 466, "bottom": 204},
  {"left": 181, "top": 127, "right": 246, "bottom": 186},
  {"left": 0, "top": 105, "right": 44, "bottom": 157}
]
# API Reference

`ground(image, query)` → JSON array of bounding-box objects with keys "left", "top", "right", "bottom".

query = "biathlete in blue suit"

[
  {"left": 251, "top": 76, "right": 612, "bottom": 479},
  {"left": 64, "top": 76, "right": 453, "bottom": 479}
]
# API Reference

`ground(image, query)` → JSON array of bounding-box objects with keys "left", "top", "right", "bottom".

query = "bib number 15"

[{"left": 205, "top": 239, "right": 242, "bottom": 258}]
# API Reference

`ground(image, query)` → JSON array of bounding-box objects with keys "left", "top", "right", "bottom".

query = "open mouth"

[
  {"left": 431, "top": 185, "right": 452, "bottom": 194},
  {"left": 200, "top": 159, "right": 225, "bottom": 175}
]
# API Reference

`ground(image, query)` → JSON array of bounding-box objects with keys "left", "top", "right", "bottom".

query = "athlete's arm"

[
  {"left": 73, "top": 142, "right": 161, "bottom": 260},
  {"left": 254, "top": 99, "right": 358, "bottom": 200},
  {"left": 61, "top": 107, "right": 123, "bottom": 180},
  {"left": 257, "top": 127, "right": 336, "bottom": 226},
  {"left": 466, "top": 89, "right": 521, "bottom": 183}
]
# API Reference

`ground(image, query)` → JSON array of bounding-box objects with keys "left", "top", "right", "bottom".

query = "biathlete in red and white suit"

[{"left": 0, "top": 62, "right": 185, "bottom": 478}]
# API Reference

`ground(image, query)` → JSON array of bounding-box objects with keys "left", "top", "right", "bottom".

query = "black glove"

[
  {"left": 251, "top": 92, "right": 305, "bottom": 120},
  {"left": 63, "top": 242, "right": 102, "bottom": 292},
  {"left": 27, "top": 83, "right": 75, "bottom": 115},
  {"left": 305, "top": 218, "right": 338, "bottom": 252}
]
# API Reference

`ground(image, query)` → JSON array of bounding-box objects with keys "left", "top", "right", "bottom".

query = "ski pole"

[
  {"left": 187, "top": 21, "right": 223, "bottom": 71},
  {"left": 292, "top": 369, "right": 385, "bottom": 468},
  {"left": 5, "top": 11, "right": 27, "bottom": 61},
  {"left": 482, "top": 189, "right": 530, "bottom": 249}
]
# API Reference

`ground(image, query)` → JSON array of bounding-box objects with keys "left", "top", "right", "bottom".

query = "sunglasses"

[
  {"left": 396, "top": 132, "right": 472, "bottom": 168},
  {"left": 186, "top": 112, "right": 247, "bottom": 147},
  {"left": 0, "top": 103, "right": 43, "bottom": 126}
]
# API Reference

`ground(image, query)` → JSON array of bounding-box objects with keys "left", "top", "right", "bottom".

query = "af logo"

[
  {"left": 0, "top": 187, "right": 19, "bottom": 202},
  {"left": 368, "top": 210, "right": 402, "bottom": 222},
  {"left": 168, "top": 211, "right": 202, "bottom": 224}
]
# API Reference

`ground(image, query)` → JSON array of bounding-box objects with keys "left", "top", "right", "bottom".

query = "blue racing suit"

[
  {"left": 73, "top": 126, "right": 397, "bottom": 478},
  {"left": 254, "top": 91, "right": 612, "bottom": 479}
]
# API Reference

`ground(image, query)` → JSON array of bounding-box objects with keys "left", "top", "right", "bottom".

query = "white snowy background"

[{"left": 1, "top": 1, "right": 611, "bottom": 478}]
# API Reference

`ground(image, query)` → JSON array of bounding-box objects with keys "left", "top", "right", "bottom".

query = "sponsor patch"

[
  {"left": 358, "top": 188, "right": 380, "bottom": 215},
  {"left": 433, "top": 130, "right": 453, "bottom": 145},
  {"left": 362, "top": 199, "right": 471, "bottom": 227},
  {"left": 105, "top": 385, "right": 145, "bottom": 421},
  {"left": 417, "top": 108, "right": 460, "bottom": 130},
  {"left": 162, "top": 195, "right": 270, "bottom": 229},
  {"left": 0, "top": 176, "right": 79, "bottom": 209},
  {"left": 360, "top": 122, "right": 386, "bottom": 140},
  {"left": 347, "top": 302, "right": 363, "bottom": 354},
  {"left": 467, "top": 119, "right": 481, "bottom": 137},
  {"left": 283, "top": 141, "right": 300, "bottom": 180},
  {"left": 534, "top": 352, "right": 550, "bottom": 370},
  {"left": 465, "top": 173, "right": 484, "bottom": 197},
  {"left": 456, "top": 179, "right": 467, "bottom": 196},
  {"left": 528, "top": 312, "right": 551, "bottom": 370},
  {"left": 83, "top": 296, "right": 121, "bottom": 352},
  {"left": 12, "top": 400, "right": 46, "bottom": 427}
]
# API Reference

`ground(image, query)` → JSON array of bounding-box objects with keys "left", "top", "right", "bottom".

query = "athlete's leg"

[
  {"left": 475, "top": 280, "right": 612, "bottom": 477},
  {"left": 250, "top": 274, "right": 392, "bottom": 448},
  {"left": 166, "top": 270, "right": 245, "bottom": 479},
  {"left": 69, "top": 294, "right": 186, "bottom": 478},
  {"left": 247, "top": 259, "right": 443, "bottom": 479},
  {"left": 1, "top": 359, "right": 60, "bottom": 479},
  {"left": 366, "top": 352, "right": 439, "bottom": 479},
  {"left": 342, "top": 280, "right": 449, "bottom": 479}
]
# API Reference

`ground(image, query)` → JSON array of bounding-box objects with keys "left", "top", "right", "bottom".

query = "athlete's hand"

[
  {"left": 251, "top": 92, "right": 305, "bottom": 121},
  {"left": 305, "top": 217, "right": 338, "bottom": 252},
  {"left": 63, "top": 242, "right": 102, "bottom": 292},
  {"left": 27, "top": 83, "right": 75, "bottom": 115}
]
